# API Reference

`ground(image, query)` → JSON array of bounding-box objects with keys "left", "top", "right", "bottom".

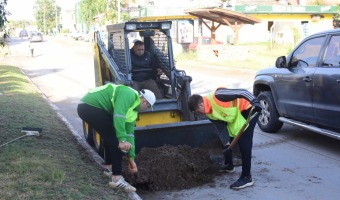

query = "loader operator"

[
  {"left": 188, "top": 88, "right": 262, "bottom": 190},
  {"left": 77, "top": 84, "right": 156, "bottom": 193},
  {"left": 130, "top": 40, "right": 163, "bottom": 99}
]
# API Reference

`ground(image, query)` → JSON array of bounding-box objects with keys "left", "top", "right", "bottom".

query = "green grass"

[{"left": 0, "top": 65, "right": 127, "bottom": 199}]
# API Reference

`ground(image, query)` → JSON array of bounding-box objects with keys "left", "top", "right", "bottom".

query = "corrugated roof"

[{"left": 186, "top": 8, "right": 261, "bottom": 25}]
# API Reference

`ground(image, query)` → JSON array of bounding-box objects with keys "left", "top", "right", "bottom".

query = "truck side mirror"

[{"left": 276, "top": 56, "right": 287, "bottom": 68}]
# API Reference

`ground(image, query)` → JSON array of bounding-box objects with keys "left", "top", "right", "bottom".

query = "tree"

[
  {"left": 0, "top": 0, "right": 9, "bottom": 29},
  {"left": 107, "top": 0, "right": 135, "bottom": 23},
  {"left": 79, "top": 0, "right": 134, "bottom": 29},
  {"left": 33, "top": 0, "right": 60, "bottom": 34},
  {"left": 79, "top": 0, "right": 107, "bottom": 29},
  {"left": 0, "top": 0, "right": 10, "bottom": 47}
]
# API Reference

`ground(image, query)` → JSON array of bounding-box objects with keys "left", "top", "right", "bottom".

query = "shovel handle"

[{"left": 228, "top": 107, "right": 258, "bottom": 150}]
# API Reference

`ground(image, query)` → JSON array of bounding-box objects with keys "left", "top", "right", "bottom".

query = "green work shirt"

[{"left": 81, "top": 84, "right": 140, "bottom": 158}]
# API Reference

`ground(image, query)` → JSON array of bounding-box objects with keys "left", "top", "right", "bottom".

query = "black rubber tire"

[
  {"left": 82, "top": 121, "right": 94, "bottom": 146},
  {"left": 257, "top": 91, "right": 283, "bottom": 133},
  {"left": 93, "top": 130, "right": 104, "bottom": 157}
]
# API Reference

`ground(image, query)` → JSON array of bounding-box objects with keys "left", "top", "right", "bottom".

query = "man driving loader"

[
  {"left": 188, "top": 88, "right": 262, "bottom": 190},
  {"left": 130, "top": 40, "right": 163, "bottom": 99}
]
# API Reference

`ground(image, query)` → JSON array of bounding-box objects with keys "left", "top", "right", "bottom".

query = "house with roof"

[{"left": 130, "top": 0, "right": 339, "bottom": 45}]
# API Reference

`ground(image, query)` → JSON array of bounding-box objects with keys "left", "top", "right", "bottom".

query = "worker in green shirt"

[{"left": 77, "top": 84, "right": 155, "bottom": 192}]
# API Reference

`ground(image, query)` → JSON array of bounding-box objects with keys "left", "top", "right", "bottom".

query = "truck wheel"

[
  {"left": 257, "top": 91, "right": 283, "bottom": 133},
  {"left": 93, "top": 130, "right": 104, "bottom": 157},
  {"left": 82, "top": 121, "right": 94, "bottom": 146}
]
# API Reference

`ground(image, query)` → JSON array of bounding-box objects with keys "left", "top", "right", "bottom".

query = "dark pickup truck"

[{"left": 253, "top": 29, "right": 340, "bottom": 139}]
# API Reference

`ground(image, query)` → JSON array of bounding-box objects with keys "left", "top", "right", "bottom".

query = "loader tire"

[
  {"left": 257, "top": 91, "right": 283, "bottom": 133},
  {"left": 82, "top": 121, "right": 94, "bottom": 146},
  {"left": 93, "top": 130, "right": 105, "bottom": 158}
]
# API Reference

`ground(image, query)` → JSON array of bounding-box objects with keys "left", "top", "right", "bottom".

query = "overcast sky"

[{"left": 6, "top": 0, "right": 78, "bottom": 21}]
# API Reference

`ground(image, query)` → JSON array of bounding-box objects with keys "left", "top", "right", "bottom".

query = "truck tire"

[
  {"left": 93, "top": 130, "right": 104, "bottom": 158},
  {"left": 257, "top": 91, "right": 283, "bottom": 133},
  {"left": 82, "top": 121, "right": 94, "bottom": 146}
]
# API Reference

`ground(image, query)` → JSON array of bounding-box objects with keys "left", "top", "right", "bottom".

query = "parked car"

[
  {"left": 19, "top": 30, "right": 28, "bottom": 38},
  {"left": 29, "top": 31, "right": 43, "bottom": 42},
  {"left": 253, "top": 28, "right": 340, "bottom": 139},
  {"left": 188, "top": 36, "right": 223, "bottom": 50},
  {"left": 71, "top": 30, "right": 89, "bottom": 41}
]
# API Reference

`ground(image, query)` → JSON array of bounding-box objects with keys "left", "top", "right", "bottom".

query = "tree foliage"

[
  {"left": 0, "top": 0, "right": 9, "bottom": 29},
  {"left": 79, "top": 0, "right": 107, "bottom": 29},
  {"left": 33, "top": 0, "right": 60, "bottom": 34},
  {"left": 79, "top": 0, "right": 134, "bottom": 29}
]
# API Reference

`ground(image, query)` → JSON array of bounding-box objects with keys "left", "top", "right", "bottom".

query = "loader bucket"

[{"left": 134, "top": 120, "right": 222, "bottom": 155}]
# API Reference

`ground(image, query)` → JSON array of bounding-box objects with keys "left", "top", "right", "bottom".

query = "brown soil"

[{"left": 123, "top": 145, "right": 219, "bottom": 192}]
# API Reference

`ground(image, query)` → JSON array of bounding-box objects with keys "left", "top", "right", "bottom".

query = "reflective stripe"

[
  {"left": 126, "top": 134, "right": 134, "bottom": 138},
  {"left": 114, "top": 114, "right": 126, "bottom": 119}
]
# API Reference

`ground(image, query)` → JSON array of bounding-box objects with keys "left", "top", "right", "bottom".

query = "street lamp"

[{"left": 55, "top": 3, "right": 58, "bottom": 34}]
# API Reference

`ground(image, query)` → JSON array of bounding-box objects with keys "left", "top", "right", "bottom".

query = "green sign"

[{"left": 235, "top": 5, "right": 338, "bottom": 14}]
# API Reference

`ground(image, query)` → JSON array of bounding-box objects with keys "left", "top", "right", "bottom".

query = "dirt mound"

[{"left": 123, "top": 145, "right": 218, "bottom": 192}]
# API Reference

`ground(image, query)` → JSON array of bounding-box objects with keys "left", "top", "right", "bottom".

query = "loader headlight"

[
  {"left": 126, "top": 24, "right": 137, "bottom": 30},
  {"left": 161, "top": 23, "right": 171, "bottom": 30}
]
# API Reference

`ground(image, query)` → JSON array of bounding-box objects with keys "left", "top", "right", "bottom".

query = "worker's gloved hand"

[{"left": 251, "top": 99, "right": 263, "bottom": 113}]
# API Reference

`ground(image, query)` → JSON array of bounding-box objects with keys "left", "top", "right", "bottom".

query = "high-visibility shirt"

[
  {"left": 81, "top": 84, "right": 140, "bottom": 157},
  {"left": 203, "top": 88, "right": 254, "bottom": 121}
]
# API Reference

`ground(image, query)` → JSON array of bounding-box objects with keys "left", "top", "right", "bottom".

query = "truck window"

[
  {"left": 323, "top": 35, "right": 340, "bottom": 67},
  {"left": 290, "top": 36, "right": 325, "bottom": 67}
]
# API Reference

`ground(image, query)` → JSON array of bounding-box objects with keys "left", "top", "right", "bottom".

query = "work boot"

[
  {"left": 230, "top": 176, "right": 254, "bottom": 190},
  {"left": 219, "top": 164, "right": 235, "bottom": 173},
  {"left": 109, "top": 177, "right": 136, "bottom": 192}
]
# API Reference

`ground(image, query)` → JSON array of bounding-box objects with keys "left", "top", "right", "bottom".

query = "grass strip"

[{"left": 0, "top": 65, "right": 126, "bottom": 200}]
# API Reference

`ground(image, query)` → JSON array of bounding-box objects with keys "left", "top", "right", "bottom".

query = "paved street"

[{"left": 2, "top": 35, "right": 340, "bottom": 200}]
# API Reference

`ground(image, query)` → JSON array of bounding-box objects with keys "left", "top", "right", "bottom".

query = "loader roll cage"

[{"left": 93, "top": 21, "right": 194, "bottom": 121}]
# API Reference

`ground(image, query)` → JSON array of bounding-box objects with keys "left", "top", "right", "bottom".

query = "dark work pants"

[
  {"left": 77, "top": 103, "right": 124, "bottom": 176},
  {"left": 132, "top": 79, "right": 163, "bottom": 99},
  {"left": 210, "top": 108, "right": 259, "bottom": 177}
]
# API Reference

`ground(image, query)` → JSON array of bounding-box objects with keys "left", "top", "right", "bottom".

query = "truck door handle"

[{"left": 303, "top": 77, "right": 312, "bottom": 82}]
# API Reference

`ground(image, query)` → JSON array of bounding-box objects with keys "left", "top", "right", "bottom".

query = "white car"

[{"left": 29, "top": 31, "right": 43, "bottom": 42}]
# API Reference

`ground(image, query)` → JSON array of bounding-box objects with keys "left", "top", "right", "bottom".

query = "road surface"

[{"left": 2, "top": 35, "right": 340, "bottom": 200}]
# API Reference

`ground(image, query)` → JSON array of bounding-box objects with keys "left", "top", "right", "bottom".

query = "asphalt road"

[{"left": 3, "top": 35, "right": 340, "bottom": 200}]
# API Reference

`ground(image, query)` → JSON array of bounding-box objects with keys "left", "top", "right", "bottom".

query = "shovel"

[
  {"left": 227, "top": 106, "right": 259, "bottom": 150},
  {"left": 121, "top": 150, "right": 139, "bottom": 180},
  {"left": 0, "top": 127, "right": 42, "bottom": 148}
]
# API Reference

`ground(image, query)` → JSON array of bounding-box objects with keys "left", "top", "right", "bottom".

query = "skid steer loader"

[{"left": 83, "top": 21, "right": 220, "bottom": 162}]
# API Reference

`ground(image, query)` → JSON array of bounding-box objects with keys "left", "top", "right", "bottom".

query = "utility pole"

[
  {"left": 55, "top": 3, "right": 58, "bottom": 34},
  {"left": 43, "top": 5, "right": 46, "bottom": 35},
  {"left": 118, "top": 0, "right": 121, "bottom": 23}
]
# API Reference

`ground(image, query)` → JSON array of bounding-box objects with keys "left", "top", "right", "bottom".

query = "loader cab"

[
  {"left": 95, "top": 21, "right": 193, "bottom": 126},
  {"left": 105, "top": 21, "right": 176, "bottom": 99}
]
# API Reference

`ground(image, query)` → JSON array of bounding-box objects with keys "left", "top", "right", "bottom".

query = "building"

[{"left": 130, "top": 0, "right": 339, "bottom": 45}]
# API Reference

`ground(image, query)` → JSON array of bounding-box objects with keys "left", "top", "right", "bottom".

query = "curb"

[{"left": 19, "top": 68, "right": 142, "bottom": 200}]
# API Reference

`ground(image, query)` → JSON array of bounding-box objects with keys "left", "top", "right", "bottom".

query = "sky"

[{"left": 6, "top": 0, "right": 78, "bottom": 21}]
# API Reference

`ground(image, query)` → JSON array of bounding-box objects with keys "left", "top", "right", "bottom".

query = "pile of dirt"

[{"left": 123, "top": 145, "right": 218, "bottom": 192}]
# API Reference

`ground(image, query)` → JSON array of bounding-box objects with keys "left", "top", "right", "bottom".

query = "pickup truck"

[{"left": 253, "top": 28, "right": 340, "bottom": 140}]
